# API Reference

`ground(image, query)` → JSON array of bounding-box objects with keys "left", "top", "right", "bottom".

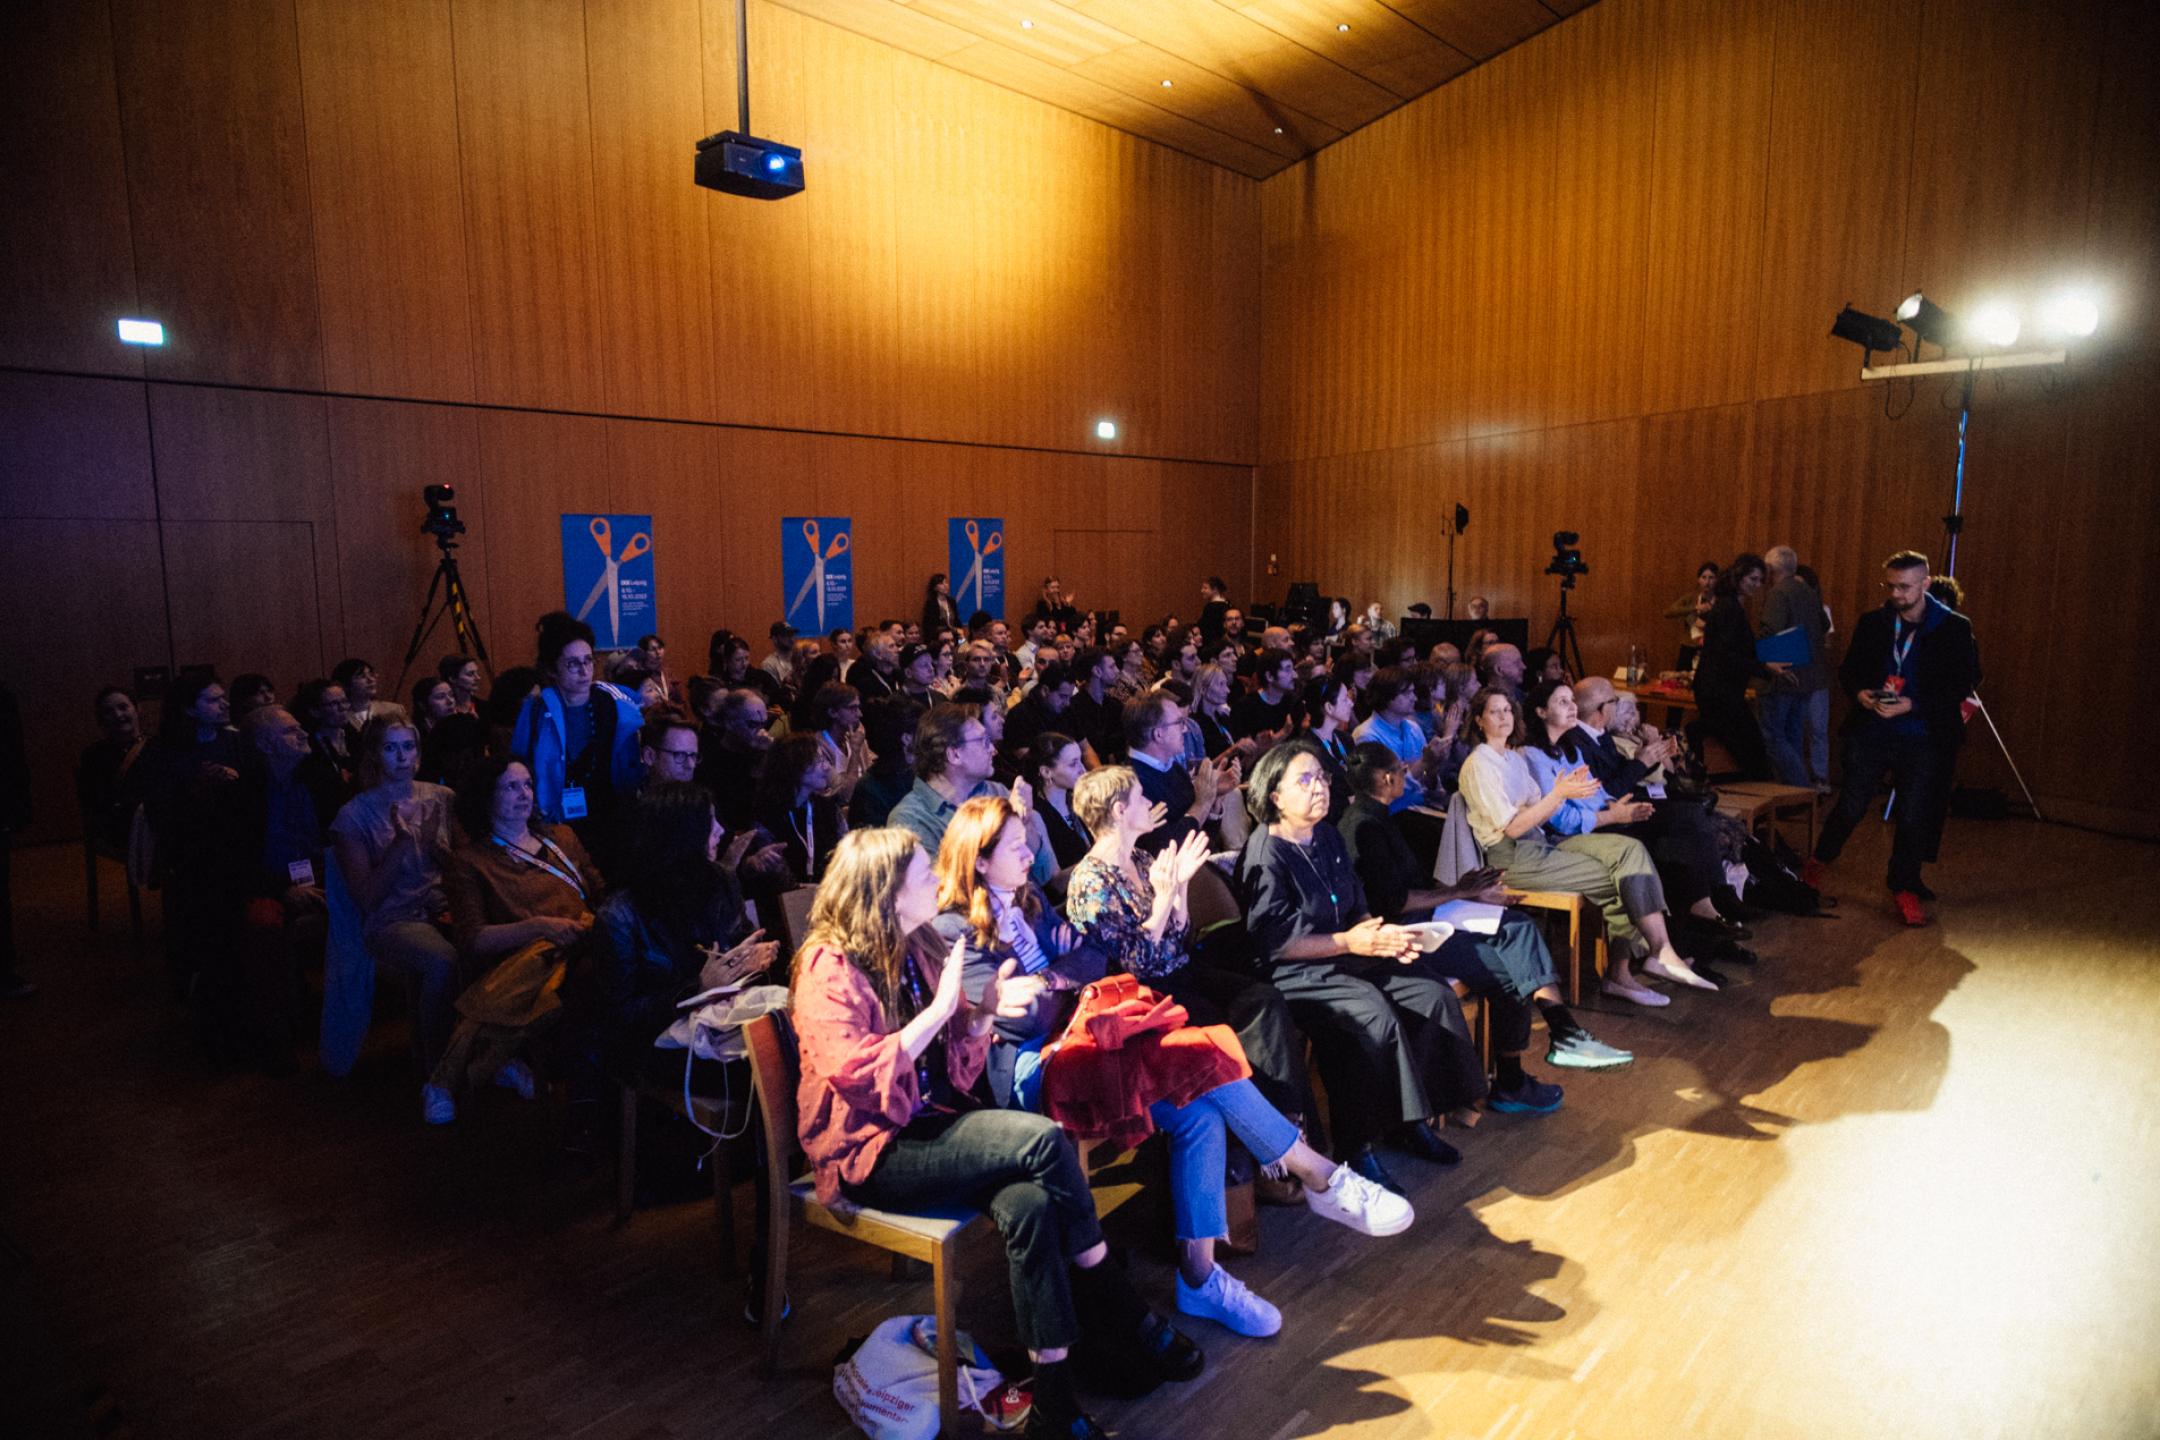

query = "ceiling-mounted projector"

[{"left": 695, "top": 131, "right": 803, "bottom": 201}]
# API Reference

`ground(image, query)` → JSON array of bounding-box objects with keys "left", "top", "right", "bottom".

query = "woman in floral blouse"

[{"left": 1063, "top": 768, "right": 1307, "bottom": 1130}]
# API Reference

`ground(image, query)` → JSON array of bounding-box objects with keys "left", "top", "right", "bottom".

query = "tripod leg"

[
  {"left": 443, "top": 564, "right": 491, "bottom": 672},
  {"left": 1972, "top": 701, "right": 2043, "bottom": 822}
]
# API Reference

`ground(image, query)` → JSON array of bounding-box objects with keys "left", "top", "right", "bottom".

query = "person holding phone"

[{"left": 1804, "top": 550, "right": 1981, "bottom": 925}]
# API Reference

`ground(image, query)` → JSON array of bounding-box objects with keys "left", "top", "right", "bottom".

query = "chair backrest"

[
  {"left": 1436, "top": 791, "right": 1482, "bottom": 887},
  {"left": 1188, "top": 860, "right": 1241, "bottom": 935},
  {"left": 742, "top": 1012, "right": 801, "bottom": 1196},
  {"left": 776, "top": 884, "right": 819, "bottom": 956}
]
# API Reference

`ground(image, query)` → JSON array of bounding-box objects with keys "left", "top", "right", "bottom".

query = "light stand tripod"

[
  {"left": 1444, "top": 503, "right": 1469, "bottom": 619},
  {"left": 394, "top": 531, "right": 492, "bottom": 698},
  {"left": 1545, "top": 574, "right": 1585, "bottom": 680},
  {"left": 1933, "top": 362, "right": 2043, "bottom": 820}
]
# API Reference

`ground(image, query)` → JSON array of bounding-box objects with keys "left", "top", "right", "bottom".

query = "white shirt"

[{"left": 1458, "top": 744, "right": 1541, "bottom": 851}]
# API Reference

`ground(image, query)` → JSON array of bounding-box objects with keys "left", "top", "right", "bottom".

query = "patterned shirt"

[{"left": 1064, "top": 855, "right": 1189, "bottom": 980}]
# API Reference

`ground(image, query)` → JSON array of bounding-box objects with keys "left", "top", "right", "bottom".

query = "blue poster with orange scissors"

[
  {"left": 949, "top": 517, "right": 1004, "bottom": 620},
  {"left": 784, "top": 517, "right": 853, "bottom": 636},
  {"left": 562, "top": 514, "right": 655, "bottom": 650}
]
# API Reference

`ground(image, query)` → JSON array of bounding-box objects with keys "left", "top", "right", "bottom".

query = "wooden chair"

[
  {"left": 1438, "top": 792, "right": 1609, "bottom": 1004},
  {"left": 613, "top": 1071, "right": 746, "bottom": 1278},
  {"left": 1715, "top": 781, "right": 1819, "bottom": 855},
  {"left": 742, "top": 1013, "right": 990, "bottom": 1439}
]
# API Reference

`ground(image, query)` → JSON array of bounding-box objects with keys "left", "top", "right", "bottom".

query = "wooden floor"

[{"left": 5, "top": 816, "right": 2159, "bottom": 1440}]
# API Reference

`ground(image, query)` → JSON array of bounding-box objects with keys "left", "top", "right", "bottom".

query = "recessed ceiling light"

[
  {"left": 1160, "top": 79, "right": 1173, "bottom": 88},
  {"left": 1019, "top": 18, "right": 1034, "bottom": 28},
  {"left": 1095, "top": 419, "right": 1118, "bottom": 440},
  {"left": 1337, "top": 22, "right": 1350, "bottom": 32},
  {"left": 1273, "top": 127, "right": 1284, "bottom": 134},
  {"left": 117, "top": 318, "right": 165, "bottom": 346}
]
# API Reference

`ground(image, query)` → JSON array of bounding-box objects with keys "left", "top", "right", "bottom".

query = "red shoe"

[
  {"left": 1800, "top": 857, "right": 1829, "bottom": 889},
  {"left": 1892, "top": 891, "right": 1930, "bottom": 927}
]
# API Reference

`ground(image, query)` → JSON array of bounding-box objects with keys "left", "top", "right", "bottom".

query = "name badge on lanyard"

[
  {"left": 287, "top": 858, "right": 315, "bottom": 886},
  {"left": 561, "top": 786, "right": 588, "bottom": 820}
]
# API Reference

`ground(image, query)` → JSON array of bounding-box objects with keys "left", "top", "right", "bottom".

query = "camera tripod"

[
  {"left": 394, "top": 535, "right": 492, "bottom": 697},
  {"left": 1545, "top": 577, "right": 1585, "bottom": 679}
]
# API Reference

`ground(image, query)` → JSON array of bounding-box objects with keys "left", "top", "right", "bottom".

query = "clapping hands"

[
  {"left": 699, "top": 928, "right": 779, "bottom": 991},
  {"left": 1551, "top": 764, "right": 1601, "bottom": 801}
]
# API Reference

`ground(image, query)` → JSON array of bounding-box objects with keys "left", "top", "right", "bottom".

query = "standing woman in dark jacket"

[
  {"left": 584, "top": 782, "right": 775, "bottom": 1086},
  {"left": 921, "top": 572, "right": 960, "bottom": 637},
  {"left": 1690, "top": 553, "right": 1786, "bottom": 780}
]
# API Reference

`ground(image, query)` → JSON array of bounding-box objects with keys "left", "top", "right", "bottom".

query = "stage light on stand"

[
  {"left": 1831, "top": 305, "right": 1904, "bottom": 356},
  {"left": 1968, "top": 300, "right": 2021, "bottom": 348},
  {"left": 1896, "top": 291, "right": 1956, "bottom": 348},
  {"left": 2037, "top": 287, "right": 2100, "bottom": 339}
]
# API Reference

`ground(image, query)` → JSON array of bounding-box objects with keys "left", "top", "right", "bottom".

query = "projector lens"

[{"left": 766, "top": 155, "right": 785, "bottom": 172}]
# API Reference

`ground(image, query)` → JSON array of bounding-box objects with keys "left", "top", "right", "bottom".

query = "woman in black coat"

[{"left": 1690, "top": 554, "right": 1784, "bottom": 780}]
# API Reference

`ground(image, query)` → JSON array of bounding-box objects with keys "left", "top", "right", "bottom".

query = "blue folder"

[{"left": 1756, "top": 627, "right": 1810, "bottom": 666}]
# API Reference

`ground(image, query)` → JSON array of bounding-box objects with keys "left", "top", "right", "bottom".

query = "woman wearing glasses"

[{"left": 1235, "top": 738, "right": 1485, "bottom": 1195}]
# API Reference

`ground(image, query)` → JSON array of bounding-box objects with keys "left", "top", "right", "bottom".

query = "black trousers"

[
  {"left": 1397, "top": 909, "right": 1556, "bottom": 1055},
  {"left": 1815, "top": 726, "right": 1944, "bottom": 892},
  {"left": 1153, "top": 958, "right": 1311, "bottom": 1123},
  {"left": 1612, "top": 801, "right": 1725, "bottom": 909},
  {"left": 849, "top": 1108, "right": 1103, "bottom": 1353},
  {"left": 1268, "top": 952, "right": 1481, "bottom": 1155},
  {"left": 1693, "top": 689, "right": 1772, "bottom": 780}
]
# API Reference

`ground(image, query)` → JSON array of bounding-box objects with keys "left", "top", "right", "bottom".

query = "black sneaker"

[
  {"left": 1392, "top": 1121, "right": 1462, "bottom": 1167},
  {"left": 1024, "top": 1361, "right": 1107, "bottom": 1440},
  {"left": 1347, "top": 1146, "right": 1407, "bottom": 1196}
]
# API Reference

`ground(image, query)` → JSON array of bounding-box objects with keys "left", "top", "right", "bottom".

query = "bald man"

[
  {"left": 1477, "top": 643, "right": 1526, "bottom": 699},
  {"left": 1567, "top": 676, "right": 1748, "bottom": 939}
]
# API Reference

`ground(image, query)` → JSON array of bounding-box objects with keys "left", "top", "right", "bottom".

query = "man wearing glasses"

[
  {"left": 639, "top": 715, "right": 701, "bottom": 786},
  {"left": 1803, "top": 550, "right": 1981, "bottom": 926},
  {"left": 889, "top": 704, "right": 1055, "bottom": 885}
]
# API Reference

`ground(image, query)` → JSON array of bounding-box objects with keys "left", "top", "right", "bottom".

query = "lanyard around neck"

[{"left": 493, "top": 832, "right": 586, "bottom": 900}]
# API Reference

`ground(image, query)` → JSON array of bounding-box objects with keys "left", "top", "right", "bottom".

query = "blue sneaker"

[
  {"left": 1487, "top": 1078, "right": 1564, "bottom": 1114},
  {"left": 1546, "top": 1031, "right": 1634, "bottom": 1070}
]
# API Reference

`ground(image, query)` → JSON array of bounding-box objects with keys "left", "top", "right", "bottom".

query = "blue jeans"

[
  {"left": 1149, "top": 1079, "right": 1300, "bottom": 1242},
  {"left": 1761, "top": 686, "right": 1831, "bottom": 788}
]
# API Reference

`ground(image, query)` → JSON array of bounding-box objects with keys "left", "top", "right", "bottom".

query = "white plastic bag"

[{"left": 834, "top": 1314, "right": 1002, "bottom": 1440}]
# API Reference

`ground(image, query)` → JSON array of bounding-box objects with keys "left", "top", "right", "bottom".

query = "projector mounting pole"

[{"left": 736, "top": 0, "right": 751, "bottom": 134}]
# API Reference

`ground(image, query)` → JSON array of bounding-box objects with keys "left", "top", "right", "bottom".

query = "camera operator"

[{"left": 1804, "top": 550, "right": 1980, "bottom": 926}]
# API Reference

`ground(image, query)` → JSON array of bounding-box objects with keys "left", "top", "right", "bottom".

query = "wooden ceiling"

[{"left": 763, "top": 0, "right": 1595, "bottom": 178}]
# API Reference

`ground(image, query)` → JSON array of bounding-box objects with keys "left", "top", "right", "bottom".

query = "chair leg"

[
  {"left": 614, "top": 1085, "right": 637, "bottom": 1227},
  {"left": 711, "top": 1134, "right": 737, "bottom": 1278},
  {"left": 1566, "top": 907, "right": 1583, "bottom": 1006},
  {"left": 127, "top": 876, "right": 145, "bottom": 955},
  {"left": 934, "top": 1247, "right": 963, "bottom": 1439},
  {"left": 85, "top": 844, "right": 100, "bottom": 933},
  {"left": 761, "top": 1200, "right": 790, "bottom": 1379}
]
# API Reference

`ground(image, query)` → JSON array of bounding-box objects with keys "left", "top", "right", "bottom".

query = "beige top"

[{"left": 1458, "top": 744, "right": 1541, "bottom": 851}]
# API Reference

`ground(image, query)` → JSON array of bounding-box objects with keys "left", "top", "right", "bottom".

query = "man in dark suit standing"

[{"left": 1805, "top": 550, "right": 1981, "bottom": 925}]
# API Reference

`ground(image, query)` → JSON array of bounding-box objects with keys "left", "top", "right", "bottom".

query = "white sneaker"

[
  {"left": 1644, "top": 956, "right": 1718, "bottom": 991},
  {"left": 422, "top": 1083, "right": 456, "bottom": 1125},
  {"left": 1304, "top": 1163, "right": 1414, "bottom": 1237},
  {"left": 492, "top": 1060, "right": 538, "bottom": 1100},
  {"left": 1176, "top": 1264, "right": 1282, "bottom": 1338},
  {"left": 1602, "top": 978, "right": 1670, "bottom": 1007}
]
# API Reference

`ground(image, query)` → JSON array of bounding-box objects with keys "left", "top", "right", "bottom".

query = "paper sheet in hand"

[
  {"left": 1429, "top": 899, "right": 1506, "bottom": 935},
  {"left": 1403, "top": 920, "right": 1456, "bottom": 954}
]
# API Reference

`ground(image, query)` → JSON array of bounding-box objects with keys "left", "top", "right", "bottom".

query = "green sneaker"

[{"left": 1546, "top": 1031, "right": 1633, "bottom": 1070}]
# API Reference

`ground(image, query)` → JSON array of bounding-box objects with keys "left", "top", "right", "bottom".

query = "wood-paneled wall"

[
  {"left": 1256, "top": 0, "right": 2160, "bottom": 837},
  {"left": 0, "top": 0, "right": 1260, "bottom": 841},
  {"left": 0, "top": 0, "right": 1257, "bottom": 460}
]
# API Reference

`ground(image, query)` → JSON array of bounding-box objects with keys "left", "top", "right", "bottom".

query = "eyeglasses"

[
  {"left": 659, "top": 747, "right": 699, "bottom": 762},
  {"left": 1283, "top": 771, "right": 1331, "bottom": 791}
]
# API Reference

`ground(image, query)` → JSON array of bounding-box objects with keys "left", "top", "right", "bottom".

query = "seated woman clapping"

[
  {"left": 790, "top": 826, "right": 1193, "bottom": 1440},
  {"left": 1236, "top": 740, "right": 1489, "bottom": 1195},
  {"left": 424, "top": 757, "right": 604, "bottom": 1122},
  {"left": 330, "top": 713, "right": 462, "bottom": 1113},
  {"left": 1456, "top": 688, "right": 1717, "bottom": 1008},
  {"left": 751, "top": 732, "right": 848, "bottom": 885},
  {"left": 933, "top": 797, "right": 1410, "bottom": 1343}
]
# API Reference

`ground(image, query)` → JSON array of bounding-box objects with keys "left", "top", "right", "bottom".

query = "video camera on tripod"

[
  {"left": 422, "top": 483, "right": 466, "bottom": 545},
  {"left": 396, "top": 484, "right": 490, "bottom": 694},
  {"left": 1545, "top": 530, "right": 1588, "bottom": 586}
]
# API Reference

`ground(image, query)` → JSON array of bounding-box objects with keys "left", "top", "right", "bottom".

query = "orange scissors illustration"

[
  {"left": 958, "top": 519, "right": 1003, "bottom": 615},
  {"left": 575, "top": 516, "right": 651, "bottom": 643},
  {"left": 788, "top": 518, "right": 850, "bottom": 630}
]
